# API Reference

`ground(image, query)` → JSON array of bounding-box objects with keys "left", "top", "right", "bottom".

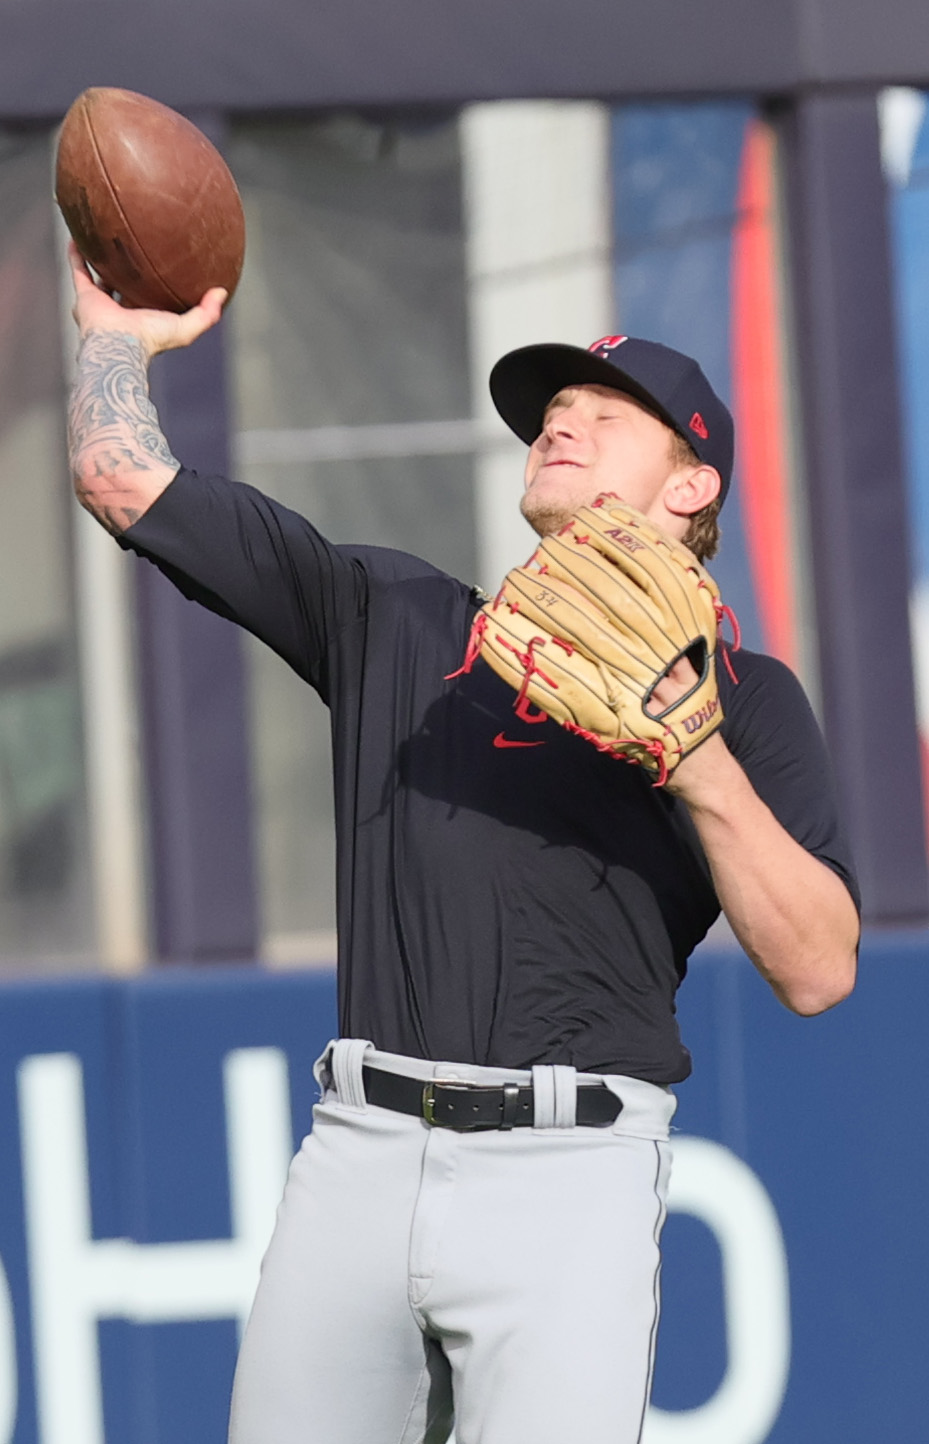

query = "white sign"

[{"left": 644, "top": 1136, "right": 791, "bottom": 1444}]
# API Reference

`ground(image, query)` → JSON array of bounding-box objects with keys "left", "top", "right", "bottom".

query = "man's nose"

[{"left": 544, "top": 404, "right": 585, "bottom": 442}]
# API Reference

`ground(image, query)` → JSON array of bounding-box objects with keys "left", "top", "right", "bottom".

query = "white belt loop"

[
  {"left": 531, "top": 1065, "right": 556, "bottom": 1127},
  {"left": 552, "top": 1065, "right": 577, "bottom": 1128},
  {"left": 330, "top": 1038, "right": 373, "bottom": 1110},
  {"left": 531, "top": 1065, "right": 577, "bottom": 1128}
]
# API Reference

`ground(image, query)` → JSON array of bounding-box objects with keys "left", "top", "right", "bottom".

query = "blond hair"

[{"left": 669, "top": 430, "right": 722, "bottom": 562}]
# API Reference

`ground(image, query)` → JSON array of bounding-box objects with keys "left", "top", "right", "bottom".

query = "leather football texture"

[{"left": 55, "top": 86, "right": 245, "bottom": 313}]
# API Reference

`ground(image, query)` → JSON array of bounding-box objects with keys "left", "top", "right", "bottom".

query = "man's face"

[{"left": 521, "top": 383, "right": 680, "bottom": 537}]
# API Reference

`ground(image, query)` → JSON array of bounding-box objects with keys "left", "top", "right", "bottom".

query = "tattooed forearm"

[{"left": 68, "top": 330, "right": 180, "bottom": 533}]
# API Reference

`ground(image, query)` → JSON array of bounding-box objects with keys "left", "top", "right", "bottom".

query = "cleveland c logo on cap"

[
  {"left": 689, "top": 412, "right": 709, "bottom": 439},
  {"left": 589, "top": 335, "right": 628, "bottom": 357}
]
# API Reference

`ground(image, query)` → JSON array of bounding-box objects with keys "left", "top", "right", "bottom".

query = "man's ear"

[{"left": 664, "top": 464, "right": 721, "bottom": 518}]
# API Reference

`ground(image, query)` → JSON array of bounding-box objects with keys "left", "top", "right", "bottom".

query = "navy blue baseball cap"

[{"left": 489, "top": 334, "right": 734, "bottom": 503}]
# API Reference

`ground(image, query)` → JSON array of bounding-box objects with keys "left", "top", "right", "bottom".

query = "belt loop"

[
  {"left": 531, "top": 1065, "right": 556, "bottom": 1128},
  {"left": 552, "top": 1065, "right": 577, "bottom": 1129},
  {"left": 330, "top": 1038, "right": 373, "bottom": 1110},
  {"left": 313, "top": 1040, "right": 336, "bottom": 1095}
]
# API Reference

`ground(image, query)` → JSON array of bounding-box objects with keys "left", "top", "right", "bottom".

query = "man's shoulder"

[
  {"left": 335, "top": 542, "right": 480, "bottom": 617},
  {"left": 717, "top": 644, "right": 823, "bottom": 757},
  {"left": 717, "top": 645, "right": 806, "bottom": 703},
  {"left": 337, "top": 541, "right": 462, "bottom": 588}
]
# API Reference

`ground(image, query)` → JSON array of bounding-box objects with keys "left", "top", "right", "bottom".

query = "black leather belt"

[{"left": 361, "top": 1065, "right": 623, "bottom": 1131}]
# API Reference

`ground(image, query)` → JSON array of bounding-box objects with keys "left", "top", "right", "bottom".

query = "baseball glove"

[{"left": 451, "top": 495, "right": 738, "bottom": 785}]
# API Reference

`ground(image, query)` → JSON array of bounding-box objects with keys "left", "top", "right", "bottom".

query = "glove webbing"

[{"left": 447, "top": 607, "right": 679, "bottom": 784}]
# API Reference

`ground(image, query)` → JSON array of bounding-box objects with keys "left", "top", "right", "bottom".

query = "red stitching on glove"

[
  {"left": 515, "top": 695, "right": 550, "bottom": 724},
  {"left": 561, "top": 723, "right": 670, "bottom": 787},
  {"left": 444, "top": 611, "right": 488, "bottom": 679},
  {"left": 713, "top": 599, "right": 742, "bottom": 683},
  {"left": 495, "top": 634, "right": 561, "bottom": 723}
]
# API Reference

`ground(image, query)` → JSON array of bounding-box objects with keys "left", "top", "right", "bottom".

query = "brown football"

[{"left": 55, "top": 87, "right": 245, "bottom": 312}]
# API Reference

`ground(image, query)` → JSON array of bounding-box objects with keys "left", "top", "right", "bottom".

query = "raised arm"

[{"left": 66, "top": 242, "right": 226, "bottom": 534}]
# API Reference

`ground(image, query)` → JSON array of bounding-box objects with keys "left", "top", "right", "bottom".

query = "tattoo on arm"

[{"left": 68, "top": 331, "right": 180, "bottom": 534}]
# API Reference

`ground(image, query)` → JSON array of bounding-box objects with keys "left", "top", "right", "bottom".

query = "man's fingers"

[
  {"left": 68, "top": 241, "right": 95, "bottom": 292},
  {"left": 197, "top": 287, "right": 229, "bottom": 323},
  {"left": 69, "top": 244, "right": 98, "bottom": 323},
  {"left": 171, "top": 288, "right": 228, "bottom": 345},
  {"left": 68, "top": 244, "right": 227, "bottom": 352}
]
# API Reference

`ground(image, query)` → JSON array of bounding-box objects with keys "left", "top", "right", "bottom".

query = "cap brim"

[{"left": 489, "top": 343, "right": 684, "bottom": 446}]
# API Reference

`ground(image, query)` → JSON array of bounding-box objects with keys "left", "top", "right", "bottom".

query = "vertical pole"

[
  {"left": 460, "top": 101, "right": 612, "bottom": 587},
  {"left": 780, "top": 90, "right": 929, "bottom": 921},
  {"left": 135, "top": 109, "right": 259, "bottom": 963},
  {"left": 56, "top": 198, "right": 148, "bottom": 972}
]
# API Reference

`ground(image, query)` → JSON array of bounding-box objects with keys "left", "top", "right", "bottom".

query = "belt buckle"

[
  {"left": 422, "top": 1079, "right": 523, "bottom": 1131},
  {"left": 422, "top": 1080, "right": 462, "bottom": 1127},
  {"left": 422, "top": 1080, "right": 483, "bottom": 1130}
]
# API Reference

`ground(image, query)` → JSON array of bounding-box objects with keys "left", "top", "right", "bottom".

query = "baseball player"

[{"left": 66, "top": 243, "right": 860, "bottom": 1444}]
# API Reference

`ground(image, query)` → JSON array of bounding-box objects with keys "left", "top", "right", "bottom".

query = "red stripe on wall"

[{"left": 731, "top": 118, "right": 798, "bottom": 670}]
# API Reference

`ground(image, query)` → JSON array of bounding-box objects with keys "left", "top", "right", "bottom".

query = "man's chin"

[{"left": 520, "top": 493, "right": 577, "bottom": 538}]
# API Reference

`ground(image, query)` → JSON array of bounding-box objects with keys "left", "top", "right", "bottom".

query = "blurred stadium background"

[{"left": 1, "top": 2, "right": 929, "bottom": 1441}]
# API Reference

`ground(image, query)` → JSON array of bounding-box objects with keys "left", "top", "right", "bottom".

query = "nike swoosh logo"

[{"left": 493, "top": 732, "right": 547, "bottom": 749}]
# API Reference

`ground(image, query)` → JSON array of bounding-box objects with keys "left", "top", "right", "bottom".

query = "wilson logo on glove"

[{"left": 681, "top": 698, "right": 720, "bottom": 735}]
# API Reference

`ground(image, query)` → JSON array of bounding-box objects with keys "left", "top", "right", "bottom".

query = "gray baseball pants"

[{"left": 228, "top": 1039, "right": 677, "bottom": 1444}]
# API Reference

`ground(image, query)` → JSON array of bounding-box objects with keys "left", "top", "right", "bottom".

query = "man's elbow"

[
  {"left": 778, "top": 947, "right": 858, "bottom": 1016},
  {"left": 71, "top": 456, "right": 109, "bottom": 511},
  {"left": 73, "top": 471, "right": 99, "bottom": 512},
  {"left": 71, "top": 472, "right": 121, "bottom": 535}
]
